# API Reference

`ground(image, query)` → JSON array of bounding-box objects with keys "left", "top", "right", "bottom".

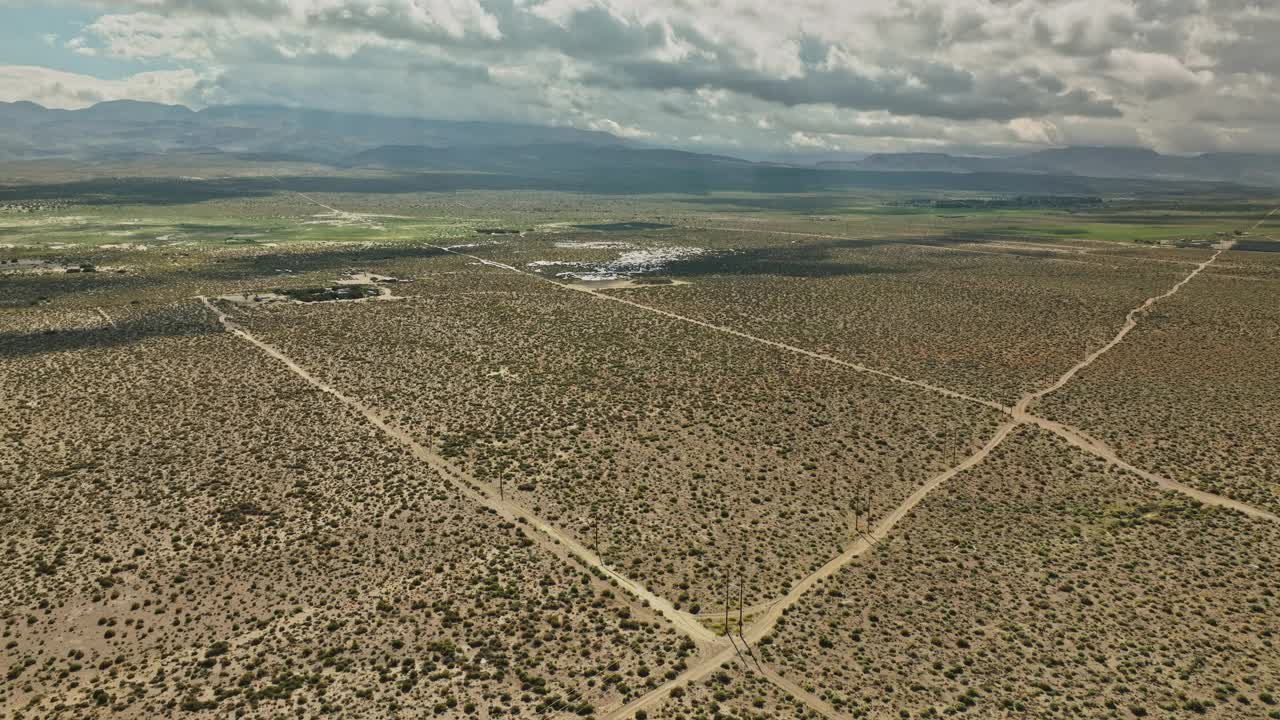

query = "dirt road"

[
  {"left": 95, "top": 307, "right": 116, "bottom": 328},
  {"left": 268, "top": 173, "right": 343, "bottom": 215},
  {"left": 602, "top": 419, "right": 1021, "bottom": 719},
  {"left": 1015, "top": 243, "right": 1233, "bottom": 417},
  {"left": 1027, "top": 415, "right": 1279, "bottom": 522},
  {"left": 196, "top": 296, "right": 717, "bottom": 646},
  {"left": 437, "top": 241, "right": 1278, "bottom": 527},
  {"left": 429, "top": 244, "right": 1006, "bottom": 413},
  {"left": 250, "top": 187, "right": 1278, "bottom": 718},
  {"left": 756, "top": 663, "right": 848, "bottom": 720},
  {"left": 600, "top": 219, "right": 1276, "bottom": 718},
  {"left": 433, "top": 223, "right": 1279, "bottom": 718}
]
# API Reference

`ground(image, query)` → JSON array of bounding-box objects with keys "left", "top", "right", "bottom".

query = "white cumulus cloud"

[
  {"left": 4, "top": 0, "right": 1280, "bottom": 152},
  {"left": 0, "top": 65, "right": 206, "bottom": 109}
]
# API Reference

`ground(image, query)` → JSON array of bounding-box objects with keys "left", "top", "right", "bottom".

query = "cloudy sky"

[{"left": 1, "top": 0, "right": 1278, "bottom": 155}]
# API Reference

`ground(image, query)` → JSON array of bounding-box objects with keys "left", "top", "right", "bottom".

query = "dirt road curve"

[
  {"left": 196, "top": 296, "right": 717, "bottom": 646},
  {"left": 1028, "top": 416, "right": 1280, "bottom": 523}
]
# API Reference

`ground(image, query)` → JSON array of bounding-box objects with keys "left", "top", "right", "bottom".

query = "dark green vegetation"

[
  {"left": 276, "top": 285, "right": 380, "bottom": 303},
  {"left": 892, "top": 195, "right": 1104, "bottom": 210},
  {"left": 574, "top": 222, "right": 675, "bottom": 232},
  {"left": 1, "top": 166, "right": 1268, "bottom": 204}
]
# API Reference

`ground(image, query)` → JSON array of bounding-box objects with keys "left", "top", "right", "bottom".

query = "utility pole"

[
  {"left": 738, "top": 581, "right": 745, "bottom": 638},
  {"left": 738, "top": 521, "right": 748, "bottom": 634},
  {"left": 864, "top": 486, "right": 873, "bottom": 538},
  {"left": 852, "top": 479, "right": 862, "bottom": 534},
  {"left": 591, "top": 502, "right": 599, "bottom": 559},
  {"left": 724, "top": 575, "right": 731, "bottom": 638}
]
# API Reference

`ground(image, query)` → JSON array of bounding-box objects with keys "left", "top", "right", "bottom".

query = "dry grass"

[
  {"left": 762, "top": 426, "right": 1280, "bottom": 719},
  {"left": 229, "top": 262, "right": 1000, "bottom": 610},
  {"left": 1039, "top": 248, "right": 1280, "bottom": 517},
  {"left": 649, "top": 665, "right": 821, "bottom": 720},
  {"left": 594, "top": 232, "right": 1198, "bottom": 405},
  {"left": 3, "top": 188, "right": 1277, "bottom": 719},
  {"left": 1, "top": 305, "right": 692, "bottom": 718}
]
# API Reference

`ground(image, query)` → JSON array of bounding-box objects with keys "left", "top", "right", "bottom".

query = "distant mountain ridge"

[
  {"left": 345, "top": 143, "right": 753, "bottom": 173},
  {"left": 0, "top": 100, "right": 624, "bottom": 164},
  {"left": 2, "top": 100, "right": 1280, "bottom": 188},
  {"left": 819, "top": 147, "right": 1280, "bottom": 185}
]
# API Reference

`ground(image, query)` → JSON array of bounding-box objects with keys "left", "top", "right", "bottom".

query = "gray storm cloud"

[{"left": 7, "top": 0, "right": 1280, "bottom": 153}]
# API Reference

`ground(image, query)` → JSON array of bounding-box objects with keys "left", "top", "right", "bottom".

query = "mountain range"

[
  {"left": 3, "top": 100, "right": 1280, "bottom": 188},
  {"left": 0, "top": 100, "right": 621, "bottom": 164},
  {"left": 820, "top": 147, "right": 1280, "bottom": 186}
]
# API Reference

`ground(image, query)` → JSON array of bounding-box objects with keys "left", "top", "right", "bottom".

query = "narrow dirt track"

[
  {"left": 436, "top": 242, "right": 1278, "bottom": 528},
  {"left": 601, "top": 419, "right": 1020, "bottom": 720},
  {"left": 590, "top": 289, "right": 1007, "bottom": 411},
  {"left": 196, "top": 296, "right": 717, "bottom": 646},
  {"left": 755, "top": 662, "right": 847, "bottom": 720},
  {"left": 1251, "top": 206, "right": 1280, "bottom": 230},
  {"left": 1015, "top": 242, "right": 1232, "bottom": 416},
  {"left": 597, "top": 214, "right": 1278, "bottom": 718},
  {"left": 999, "top": 236, "right": 1278, "bottom": 524},
  {"left": 429, "top": 245, "right": 1006, "bottom": 413},
  {"left": 259, "top": 186, "right": 1279, "bottom": 718},
  {"left": 95, "top": 307, "right": 116, "bottom": 328},
  {"left": 748, "top": 421, "right": 1018, "bottom": 642},
  {"left": 1028, "top": 416, "right": 1280, "bottom": 523},
  {"left": 268, "top": 173, "right": 344, "bottom": 215}
]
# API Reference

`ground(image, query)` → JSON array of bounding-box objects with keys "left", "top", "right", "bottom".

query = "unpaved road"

[
  {"left": 1251, "top": 206, "right": 1280, "bottom": 231},
  {"left": 436, "top": 242, "right": 1277, "bottom": 526},
  {"left": 599, "top": 221, "right": 1277, "bottom": 718},
  {"left": 1027, "top": 415, "right": 1280, "bottom": 522},
  {"left": 196, "top": 296, "right": 717, "bottom": 646},
  {"left": 756, "top": 662, "right": 847, "bottom": 720},
  {"left": 95, "top": 307, "right": 116, "bottom": 328},
  {"left": 440, "top": 229, "right": 1280, "bottom": 720},
  {"left": 586, "top": 288, "right": 1007, "bottom": 412},
  {"left": 269, "top": 173, "right": 344, "bottom": 215},
  {"left": 429, "top": 245, "right": 1006, "bottom": 413},
  {"left": 1015, "top": 242, "right": 1233, "bottom": 416},
  {"left": 250, "top": 187, "right": 1278, "bottom": 718},
  {"left": 601, "top": 419, "right": 1021, "bottom": 720},
  {"left": 1002, "top": 238, "right": 1278, "bottom": 523}
]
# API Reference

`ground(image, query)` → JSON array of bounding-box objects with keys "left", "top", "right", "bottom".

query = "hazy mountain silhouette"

[
  {"left": 3, "top": 100, "right": 1279, "bottom": 188},
  {"left": 819, "top": 147, "right": 1280, "bottom": 185}
]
